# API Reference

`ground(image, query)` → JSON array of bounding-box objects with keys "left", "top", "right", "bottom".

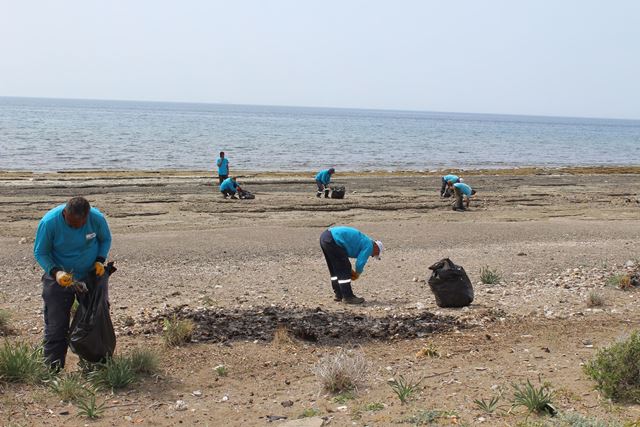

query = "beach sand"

[{"left": 1, "top": 168, "right": 640, "bottom": 425}]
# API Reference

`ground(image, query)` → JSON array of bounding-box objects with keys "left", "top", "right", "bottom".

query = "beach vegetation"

[
  {"left": 480, "top": 266, "right": 502, "bottom": 284},
  {"left": 87, "top": 355, "right": 136, "bottom": 391},
  {"left": 162, "top": 315, "right": 194, "bottom": 347},
  {"left": 389, "top": 374, "right": 421, "bottom": 404},
  {"left": 215, "top": 364, "right": 228, "bottom": 377},
  {"left": 75, "top": 392, "right": 106, "bottom": 419},
  {"left": 415, "top": 343, "right": 440, "bottom": 359},
  {"left": 49, "top": 372, "right": 89, "bottom": 402},
  {"left": 313, "top": 349, "right": 368, "bottom": 394},
  {"left": 0, "top": 341, "right": 50, "bottom": 384},
  {"left": 403, "top": 409, "right": 458, "bottom": 425},
  {"left": 511, "top": 380, "right": 556, "bottom": 416},
  {"left": 473, "top": 395, "right": 501, "bottom": 414},
  {"left": 583, "top": 331, "right": 640, "bottom": 403},
  {"left": 299, "top": 407, "right": 320, "bottom": 418},
  {"left": 586, "top": 291, "right": 605, "bottom": 307},
  {"left": 607, "top": 273, "right": 631, "bottom": 289},
  {"left": 333, "top": 390, "right": 356, "bottom": 403}
]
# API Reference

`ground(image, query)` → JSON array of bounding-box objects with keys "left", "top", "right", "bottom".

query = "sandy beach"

[{"left": 1, "top": 168, "right": 640, "bottom": 426}]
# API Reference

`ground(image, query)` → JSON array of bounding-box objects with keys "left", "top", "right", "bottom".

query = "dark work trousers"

[
  {"left": 440, "top": 177, "right": 452, "bottom": 197},
  {"left": 41, "top": 273, "right": 109, "bottom": 369},
  {"left": 453, "top": 186, "right": 465, "bottom": 210},
  {"left": 316, "top": 180, "right": 330, "bottom": 198},
  {"left": 218, "top": 174, "right": 228, "bottom": 184},
  {"left": 319, "top": 230, "right": 355, "bottom": 299}
]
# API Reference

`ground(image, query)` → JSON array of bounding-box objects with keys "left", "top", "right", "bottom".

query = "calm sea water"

[{"left": 1, "top": 97, "right": 639, "bottom": 172}]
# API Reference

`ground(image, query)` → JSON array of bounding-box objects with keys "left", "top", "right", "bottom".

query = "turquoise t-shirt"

[
  {"left": 34, "top": 205, "right": 112, "bottom": 280},
  {"left": 217, "top": 157, "right": 229, "bottom": 175},
  {"left": 329, "top": 226, "right": 374, "bottom": 274},
  {"left": 454, "top": 182, "right": 472, "bottom": 196}
]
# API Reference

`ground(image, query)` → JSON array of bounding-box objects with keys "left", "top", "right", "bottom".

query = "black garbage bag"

[
  {"left": 238, "top": 189, "right": 255, "bottom": 199},
  {"left": 427, "top": 258, "right": 474, "bottom": 308},
  {"left": 330, "top": 186, "right": 346, "bottom": 199},
  {"left": 69, "top": 263, "right": 117, "bottom": 363}
]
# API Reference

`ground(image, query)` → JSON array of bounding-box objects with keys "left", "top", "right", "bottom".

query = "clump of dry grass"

[
  {"left": 272, "top": 325, "right": 296, "bottom": 348},
  {"left": 313, "top": 349, "right": 368, "bottom": 394},
  {"left": 163, "top": 315, "right": 195, "bottom": 347},
  {"left": 416, "top": 343, "right": 440, "bottom": 359},
  {"left": 586, "top": 291, "right": 605, "bottom": 308}
]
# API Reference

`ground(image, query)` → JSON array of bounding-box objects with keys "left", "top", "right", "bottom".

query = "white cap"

[{"left": 374, "top": 240, "right": 384, "bottom": 259}]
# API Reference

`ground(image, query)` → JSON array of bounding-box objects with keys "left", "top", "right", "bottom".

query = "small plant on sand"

[
  {"left": 313, "top": 349, "right": 368, "bottom": 394},
  {"left": 163, "top": 315, "right": 194, "bottom": 347},
  {"left": 333, "top": 390, "right": 356, "bottom": 404},
  {"left": 389, "top": 375, "right": 422, "bottom": 404},
  {"left": 556, "top": 412, "right": 621, "bottom": 427},
  {"left": 586, "top": 291, "right": 605, "bottom": 308},
  {"left": 0, "top": 309, "right": 11, "bottom": 335},
  {"left": 299, "top": 408, "right": 320, "bottom": 418},
  {"left": 0, "top": 341, "right": 50, "bottom": 384},
  {"left": 215, "top": 364, "right": 228, "bottom": 377},
  {"left": 583, "top": 331, "right": 640, "bottom": 403},
  {"left": 364, "top": 402, "right": 385, "bottom": 411},
  {"left": 607, "top": 273, "right": 631, "bottom": 289},
  {"left": 404, "top": 409, "right": 458, "bottom": 425},
  {"left": 49, "top": 372, "right": 89, "bottom": 402},
  {"left": 75, "top": 392, "right": 106, "bottom": 419},
  {"left": 512, "top": 380, "right": 556, "bottom": 416},
  {"left": 480, "top": 266, "right": 502, "bottom": 284},
  {"left": 473, "top": 395, "right": 501, "bottom": 414},
  {"left": 126, "top": 348, "right": 159, "bottom": 375},
  {"left": 88, "top": 356, "right": 136, "bottom": 391},
  {"left": 415, "top": 343, "right": 440, "bottom": 359}
]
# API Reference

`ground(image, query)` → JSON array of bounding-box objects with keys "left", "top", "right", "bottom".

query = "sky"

[{"left": 1, "top": 0, "right": 639, "bottom": 119}]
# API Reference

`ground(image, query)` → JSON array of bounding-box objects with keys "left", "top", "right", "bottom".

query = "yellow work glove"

[
  {"left": 351, "top": 270, "right": 360, "bottom": 281},
  {"left": 94, "top": 262, "right": 105, "bottom": 277},
  {"left": 55, "top": 271, "right": 73, "bottom": 287}
]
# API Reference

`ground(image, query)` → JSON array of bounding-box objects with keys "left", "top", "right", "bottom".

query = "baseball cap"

[{"left": 374, "top": 240, "right": 384, "bottom": 259}]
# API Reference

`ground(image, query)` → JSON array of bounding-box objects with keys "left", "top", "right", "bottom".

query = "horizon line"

[{"left": 1, "top": 94, "right": 639, "bottom": 123}]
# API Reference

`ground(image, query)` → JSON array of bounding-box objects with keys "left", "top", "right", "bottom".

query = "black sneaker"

[
  {"left": 343, "top": 296, "right": 365, "bottom": 305},
  {"left": 333, "top": 295, "right": 343, "bottom": 302}
]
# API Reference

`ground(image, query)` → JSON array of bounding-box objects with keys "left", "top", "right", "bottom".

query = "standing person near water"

[{"left": 217, "top": 151, "right": 229, "bottom": 184}]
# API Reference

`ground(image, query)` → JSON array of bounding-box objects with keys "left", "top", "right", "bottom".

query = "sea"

[{"left": 1, "top": 97, "right": 638, "bottom": 172}]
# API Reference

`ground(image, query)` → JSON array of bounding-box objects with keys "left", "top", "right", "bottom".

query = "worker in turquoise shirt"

[
  {"left": 319, "top": 226, "right": 383, "bottom": 304},
  {"left": 315, "top": 168, "right": 335, "bottom": 198},
  {"left": 33, "top": 196, "right": 112, "bottom": 369},
  {"left": 220, "top": 176, "right": 243, "bottom": 199},
  {"left": 452, "top": 182, "right": 477, "bottom": 211},
  {"left": 216, "top": 151, "right": 229, "bottom": 184},
  {"left": 440, "top": 174, "right": 462, "bottom": 197}
]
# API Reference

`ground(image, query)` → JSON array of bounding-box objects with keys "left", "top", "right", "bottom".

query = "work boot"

[
  {"left": 331, "top": 282, "right": 343, "bottom": 302},
  {"left": 316, "top": 192, "right": 322, "bottom": 198},
  {"left": 324, "top": 189, "right": 330, "bottom": 198},
  {"left": 343, "top": 295, "right": 365, "bottom": 305}
]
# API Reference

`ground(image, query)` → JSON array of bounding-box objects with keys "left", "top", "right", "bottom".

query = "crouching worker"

[
  {"left": 315, "top": 168, "right": 335, "bottom": 198},
  {"left": 33, "top": 196, "right": 112, "bottom": 369},
  {"left": 440, "top": 174, "right": 462, "bottom": 197},
  {"left": 319, "top": 226, "right": 383, "bottom": 304},
  {"left": 220, "top": 176, "right": 243, "bottom": 199},
  {"left": 453, "top": 182, "right": 477, "bottom": 211}
]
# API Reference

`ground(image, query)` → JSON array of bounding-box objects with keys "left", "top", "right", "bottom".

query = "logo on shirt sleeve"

[{"left": 85, "top": 232, "right": 96, "bottom": 240}]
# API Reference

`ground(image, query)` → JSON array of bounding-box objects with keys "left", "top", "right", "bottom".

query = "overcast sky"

[{"left": 1, "top": 0, "right": 639, "bottom": 119}]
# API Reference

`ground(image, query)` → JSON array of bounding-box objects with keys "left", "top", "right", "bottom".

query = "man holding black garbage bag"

[{"left": 34, "top": 196, "right": 112, "bottom": 369}]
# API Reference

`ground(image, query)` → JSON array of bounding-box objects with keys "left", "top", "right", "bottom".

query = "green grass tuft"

[
  {"left": 512, "top": 380, "right": 556, "bottom": 415},
  {"left": 388, "top": 375, "right": 421, "bottom": 405},
  {"left": 480, "top": 266, "right": 502, "bottom": 284},
  {"left": 0, "top": 309, "right": 11, "bottom": 335},
  {"left": 299, "top": 408, "right": 320, "bottom": 418},
  {"left": 473, "top": 395, "right": 501, "bottom": 414},
  {"left": 49, "top": 372, "right": 90, "bottom": 402},
  {"left": 0, "top": 341, "right": 51, "bottom": 384},
  {"left": 75, "top": 392, "right": 106, "bottom": 419},
  {"left": 126, "top": 348, "right": 159, "bottom": 375},
  {"left": 88, "top": 356, "right": 136, "bottom": 391}
]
